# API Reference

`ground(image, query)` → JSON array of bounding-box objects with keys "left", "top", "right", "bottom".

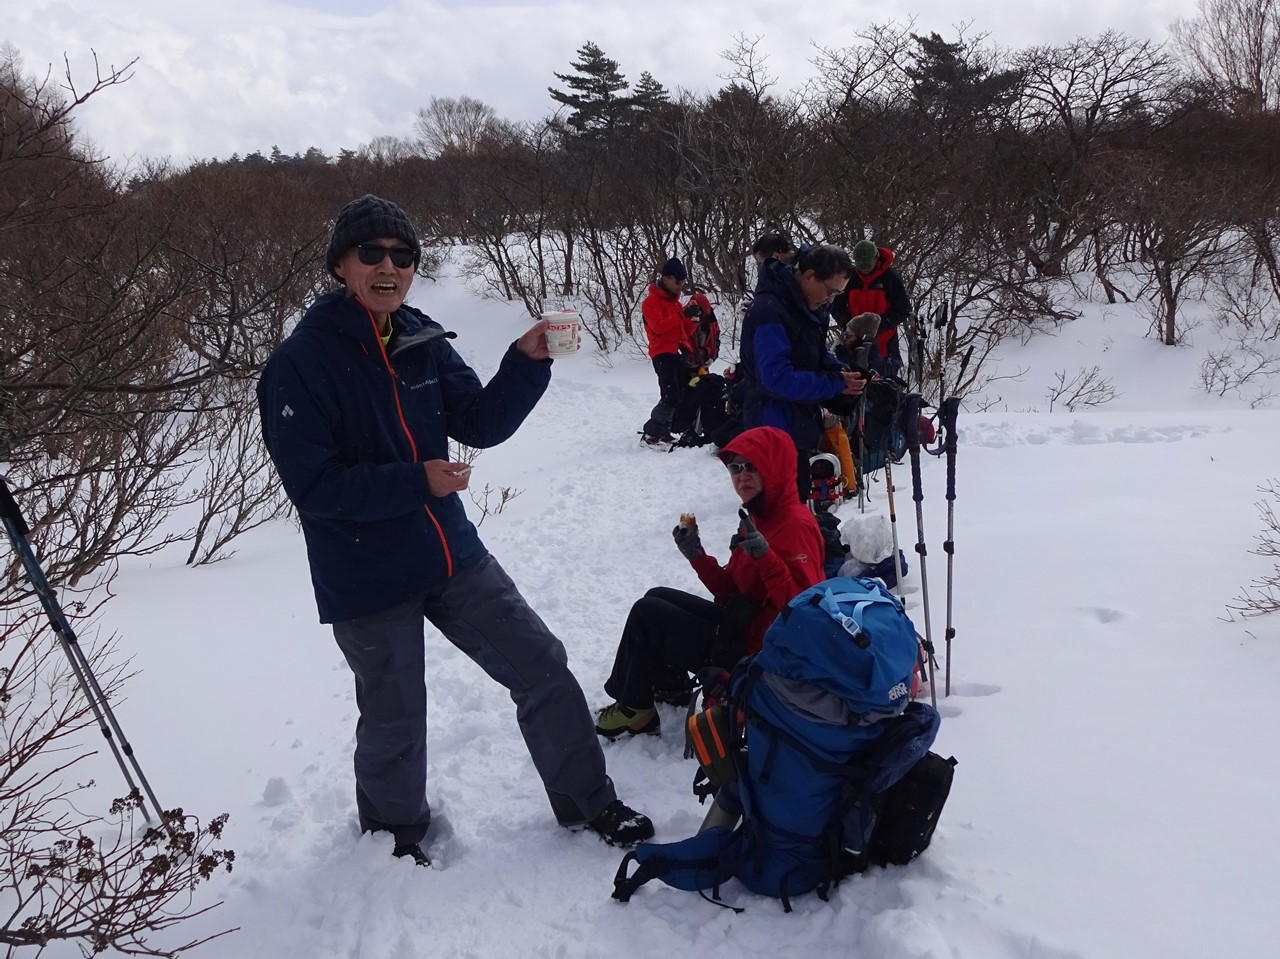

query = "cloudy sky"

[{"left": 8, "top": 0, "right": 1200, "bottom": 165}]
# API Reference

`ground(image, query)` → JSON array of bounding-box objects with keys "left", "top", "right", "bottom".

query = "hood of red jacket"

[{"left": 719, "top": 426, "right": 797, "bottom": 515}]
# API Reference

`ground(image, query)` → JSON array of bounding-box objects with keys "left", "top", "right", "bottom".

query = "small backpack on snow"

[{"left": 613, "top": 577, "right": 956, "bottom": 911}]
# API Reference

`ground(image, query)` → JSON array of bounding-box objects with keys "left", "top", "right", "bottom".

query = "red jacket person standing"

[{"left": 640, "top": 256, "right": 696, "bottom": 445}]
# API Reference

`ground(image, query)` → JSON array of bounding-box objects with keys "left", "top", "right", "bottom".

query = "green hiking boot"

[{"left": 595, "top": 703, "right": 660, "bottom": 739}]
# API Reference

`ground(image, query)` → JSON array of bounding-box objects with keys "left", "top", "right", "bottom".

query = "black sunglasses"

[
  {"left": 356, "top": 244, "right": 416, "bottom": 269},
  {"left": 725, "top": 461, "right": 758, "bottom": 476}
]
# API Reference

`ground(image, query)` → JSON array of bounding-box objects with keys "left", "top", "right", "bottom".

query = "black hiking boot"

[
  {"left": 585, "top": 799, "right": 654, "bottom": 847},
  {"left": 393, "top": 842, "right": 431, "bottom": 867}
]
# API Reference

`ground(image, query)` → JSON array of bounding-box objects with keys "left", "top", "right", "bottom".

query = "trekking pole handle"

[
  {"left": 901, "top": 394, "right": 922, "bottom": 447},
  {"left": 939, "top": 397, "right": 960, "bottom": 455},
  {"left": 0, "top": 475, "right": 31, "bottom": 537},
  {"left": 853, "top": 343, "right": 871, "bottom": 373}
]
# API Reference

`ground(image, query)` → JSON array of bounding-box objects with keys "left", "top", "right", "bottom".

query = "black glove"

[
  {"left": 673, "top": 523, "right": 705, "bottom": 561},
  {"left": 729, "top": 509, "right": 769, "bottom": 559},
  {"left": 683, "top": 303, "right": 704, "bottom": 318}
]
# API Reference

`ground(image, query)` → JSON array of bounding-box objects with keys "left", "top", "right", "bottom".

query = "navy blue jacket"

[
  {"left": 740, "top": 260, "right": 846, "bottom": 450},
  {"left": 257, "top": 291, "right": 550, "bottom": 623}
]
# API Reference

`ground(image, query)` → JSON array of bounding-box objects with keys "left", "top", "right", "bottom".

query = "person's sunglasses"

[
  {"left": 356, "top": 244, "right": 416, "bottom": 269},
  {"left": 725, "top": 461, "right": 758, "bottom": 476}
]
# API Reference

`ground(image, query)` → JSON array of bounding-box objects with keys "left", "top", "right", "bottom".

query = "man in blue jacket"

[
  {"left": 740, "top": 244, "right": 866, "bottom": 501},
  {"left": 257, "top": 195, "right": 652, "bottom": 865}
]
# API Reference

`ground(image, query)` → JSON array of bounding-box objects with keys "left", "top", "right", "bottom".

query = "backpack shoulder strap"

[
  {"left": 807, "top": 583, "right": 902, "bottom": 648},
  {"left": 612, "top": 827, "right": 748, "bottom": 908}
]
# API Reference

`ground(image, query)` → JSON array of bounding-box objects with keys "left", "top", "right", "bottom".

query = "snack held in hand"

[{"left": 679, "top": 512, "right": 697, "bottom": 528}]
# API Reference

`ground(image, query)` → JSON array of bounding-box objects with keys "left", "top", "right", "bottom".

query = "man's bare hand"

[
  {"left": 515, "top": 320, "right": 551, "bottom": 360},
  {"left": 841, "top": 371, "right": 867, "bottom": 395},
  {"left": 425, "top": 459, "right": 472, "bottom": 497}
]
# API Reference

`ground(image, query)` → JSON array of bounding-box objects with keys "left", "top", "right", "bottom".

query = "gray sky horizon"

[{"left": 7, "top": 0, "right": 1201, "bottom": 166}]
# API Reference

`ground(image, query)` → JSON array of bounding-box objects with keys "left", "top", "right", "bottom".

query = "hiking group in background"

[
  {"left": 637, "top": 232, "right": 915, "bottom": 514},
  {"left": 613, "top": 231, "right": 964, "bottom": 911}
]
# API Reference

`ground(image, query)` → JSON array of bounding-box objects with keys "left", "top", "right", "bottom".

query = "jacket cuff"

[
  {"left": 503, "top": 341, "right": 554, "bottom": 376},
  {"left": 411, "top": 461, "right": 432, "bottom": 497}
]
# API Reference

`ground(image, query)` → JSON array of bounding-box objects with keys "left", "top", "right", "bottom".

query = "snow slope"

[{"left": 34, "top": 261, "right": 1280, "bottom": 958}]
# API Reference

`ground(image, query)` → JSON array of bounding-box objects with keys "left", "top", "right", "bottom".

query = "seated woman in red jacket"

[{"left": 595, "top": 426, "right": 826, "bottom": 738}]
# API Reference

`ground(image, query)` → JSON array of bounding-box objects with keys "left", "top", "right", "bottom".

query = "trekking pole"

[
  {"left": 913, "top": 311, "right": 929, "bottom": 395},
  {"left": 0, "top": 475, "right": 173, "bottom": 835},
  {"left": 840, "top": 313, "right": 880, "bottom": 513},
  {"left": 901, "top": 394, "right": 937, "bottom": 709},
  {"left": 882, "top": 440, "right": 903, "bottom": 605},
  {"left": 939, "top": 396, "right": 960, "bottom": 698},
  {"left": 853, "top": 342, "right": 871, "bottom": 513},
  {"left": 932, "top": 302, "right": 949, "bottom": 408}
]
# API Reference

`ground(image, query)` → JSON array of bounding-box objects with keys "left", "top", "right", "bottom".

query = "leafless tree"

[
  {"left": 1172, "top": 0, "right": 1280, "bottom": 113},
  {"left": 413, "top": 95, "right": 515, "bottom": 158},
  {"left": 1014, "top": 33, "right": 1178, "bottom": 279},
  {"left": 1095, "top": 150, "right": 1239, "bottom": 345}
]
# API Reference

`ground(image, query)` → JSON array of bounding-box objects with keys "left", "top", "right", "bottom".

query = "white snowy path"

[{"left": 50, "top": 279, "right": 1280, "bottom": 958}]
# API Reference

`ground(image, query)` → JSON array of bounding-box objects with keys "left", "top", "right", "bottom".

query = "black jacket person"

[{"left": 832, "top": 240, "right": 912, "bottom": 380}]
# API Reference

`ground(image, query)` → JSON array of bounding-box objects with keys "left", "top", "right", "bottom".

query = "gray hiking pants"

[{"left": 332, "top": 553, "right": 616, "bottom": 847}]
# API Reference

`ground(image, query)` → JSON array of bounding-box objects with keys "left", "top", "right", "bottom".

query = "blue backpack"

[{"left": 613, "top": 577, "right": 947, "bottom": 912}]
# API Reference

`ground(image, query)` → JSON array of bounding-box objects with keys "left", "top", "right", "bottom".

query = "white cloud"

[{"left": 6, "top": 0, "right": 1200, "bottom": 164}]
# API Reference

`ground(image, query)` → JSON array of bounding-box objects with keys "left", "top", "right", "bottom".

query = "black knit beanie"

[
  {"left": 326, "top": 194, "right": 422, "bottom": 281},
  {"left": 660, "top": 256, "right": 687, "bottom": 283}
]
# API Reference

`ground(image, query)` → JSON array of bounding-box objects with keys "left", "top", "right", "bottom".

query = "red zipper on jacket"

[{"left": 361, "top": 301, "right": 454, "bottom": 578}]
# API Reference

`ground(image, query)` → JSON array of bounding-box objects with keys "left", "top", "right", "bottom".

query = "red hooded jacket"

[
  {"left": 688, "top": 426, "right": 826, "bottom": 654},
  {"left": 641, "top": 282, "right": 695, "bottom": 359}
]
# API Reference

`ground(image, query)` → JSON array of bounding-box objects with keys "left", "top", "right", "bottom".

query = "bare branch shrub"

[
  {"left": 1199, "top": 339, "right": 1280, "bottom": 402},
  {"left": 448, "top": 442, "right": 482, "bottom": 469},
  {"left": 1045, "top": 366, "right": 1119, "bottom": 411},
  {"left": 0, "top": 579, "right": 234, "bottom": 955},
  {"left": 1197, "top": 272, "right": 1280, "bottom": 405},
  {"left": 1226, "top": 480, "right": 1280, "bottom": 617},
  {"left": 444, "top": 443, "right": 523, "bottom": 526},
  {"left": 467, "top": 484, "right": 525, "bottom": 527},
  {"left": 186, "top": 384, "right": 288, "bottom": 566}
]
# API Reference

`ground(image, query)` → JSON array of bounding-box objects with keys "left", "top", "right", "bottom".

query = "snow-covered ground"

[{"left": 30, "top": 262, "right": 1280, "bottom": 958}]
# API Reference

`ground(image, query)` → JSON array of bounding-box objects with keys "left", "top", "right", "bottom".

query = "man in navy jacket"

[
  {"left": 258, "top": 195, "right": 652, "bottom": 864},
  {"left": 740, "top": 244, "right": 866, "bottom": 500}
]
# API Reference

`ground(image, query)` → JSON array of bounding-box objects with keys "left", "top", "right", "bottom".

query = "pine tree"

[
  {"left": 632, "top": 71, "right": 670, "bottom": 109},
  {"left": 905, "top": 33, "right": 1023, "bottom": 134},
  {"left": 548, "top": 41, "right": 632, "bottom": 138}
]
